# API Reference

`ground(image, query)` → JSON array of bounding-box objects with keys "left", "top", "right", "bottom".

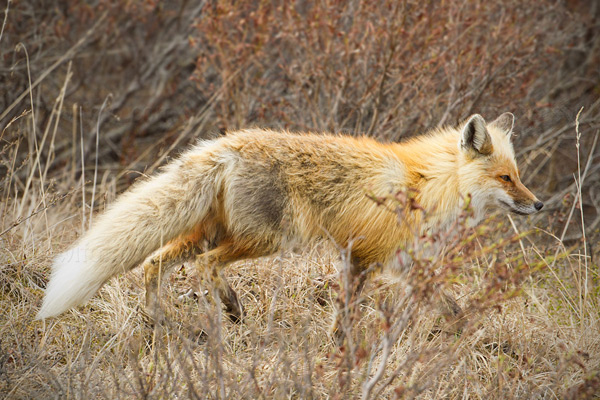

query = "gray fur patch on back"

[{"left": 229, "top": 160, "right": 288, "bottom": 230}]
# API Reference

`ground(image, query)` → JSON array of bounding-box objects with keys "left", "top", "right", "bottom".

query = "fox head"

[{"left": 458, "top": 113, "right": 543, "bottom": 217}]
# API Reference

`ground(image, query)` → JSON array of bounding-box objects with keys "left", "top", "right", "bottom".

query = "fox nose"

[{"left": 534, "top": 201, "right": 544, "bottom": 211}]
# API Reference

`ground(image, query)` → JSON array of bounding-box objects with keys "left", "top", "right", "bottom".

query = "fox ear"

[
  {"left": 490, "top": 112, "right": 515, "bottom": 136},
  {"left": 460, "top": 114, "right": 492, "bottom": 156}
]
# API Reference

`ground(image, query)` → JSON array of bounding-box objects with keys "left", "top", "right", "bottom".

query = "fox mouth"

[{"left": 499, "top": 200, "right": 535, "bottom": 215}]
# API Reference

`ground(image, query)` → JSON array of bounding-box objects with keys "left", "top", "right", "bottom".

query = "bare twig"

[
  {"left": 0, "top": 0, "right": 10, "bottom": 45},
  {"left": 0, "top": 191, "right": 71, "bottom": 237}
]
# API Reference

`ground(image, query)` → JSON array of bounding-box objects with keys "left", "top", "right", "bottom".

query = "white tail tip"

[{"left": 37, "top": 245, "right": 102, "bottom": 319}]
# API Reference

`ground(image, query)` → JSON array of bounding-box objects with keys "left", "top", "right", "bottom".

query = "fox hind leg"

[
  {"left": 193, "top": 240, "right": 266, "bottom": 323},
  {"left": 206, "top": 268, "right": 244, "bottom": 323},
  {"left": 143, "top": 239, "right": 203, "bottom": 315}
]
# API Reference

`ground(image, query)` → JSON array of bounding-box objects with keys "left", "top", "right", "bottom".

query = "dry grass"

[
  {"left": 1, "top": 1, "right": 600, "bottom": 399},
  {"left": 1, "top": 111, "right": 599, "bottom": 398}
]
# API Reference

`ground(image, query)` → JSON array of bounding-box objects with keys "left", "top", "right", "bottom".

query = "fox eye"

[{"left": 500, "top": 175, "right": 511, "bottom": 182}]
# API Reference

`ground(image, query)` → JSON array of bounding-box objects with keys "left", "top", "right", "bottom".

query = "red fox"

[{"left": 37, "top": 113, "right": 543, "bottom": 321}]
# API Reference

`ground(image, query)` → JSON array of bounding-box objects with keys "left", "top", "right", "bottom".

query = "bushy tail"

[{"left": 37, "top": 153, "right": 220, "bottom": 319}]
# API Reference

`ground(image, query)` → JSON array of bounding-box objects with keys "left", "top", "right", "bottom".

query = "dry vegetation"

[{"left": 1, "top": 1, "right": 599, "bottom": 398}]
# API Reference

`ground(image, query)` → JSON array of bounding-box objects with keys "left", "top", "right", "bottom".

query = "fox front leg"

[{"left": 330, "top": 255, "right": 371, "bottom": 343}]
